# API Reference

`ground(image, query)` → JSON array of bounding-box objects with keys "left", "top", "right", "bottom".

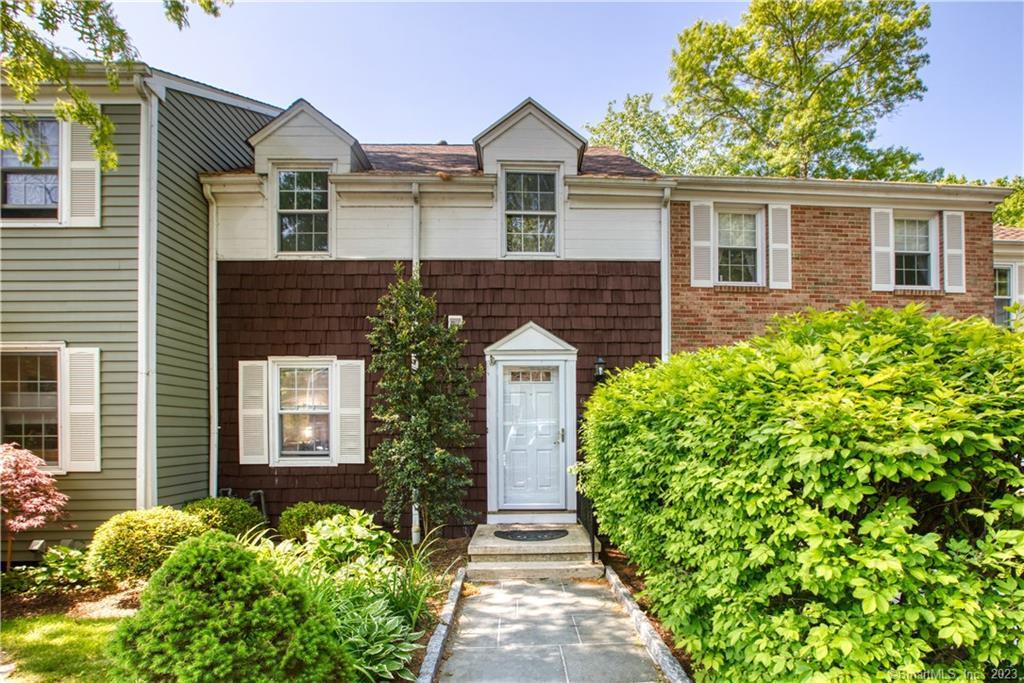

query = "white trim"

[
  {"left": 249, "top": 99, "right": 355, "bottom": 147},
  {"left": 714, "top": 205, "right": 765, "bottom": 287},
  {"left": 203, "top": 182, "right": 219, "bottom": 496},
  {"left": 270, "top": 165, "right": 333, "bottom": 258},
  {"left": 473, "top": 98, "right": 587, "bottom": 171},
  {"left": 145, "top": 70, "right": 282, "bottom": 117},
  {"left": 767, "top": 204, "right": 792, "bottom": 290},
  {"left": 993, "top": 262, "right": 1017, "bottom": 326},
  {"left": 0, "top": 112, "right": 65, "bottom": 228},
  {"left": 486, "top": 512, "right": 577, "bottom": 524},
  {"left": 892, "top": 213, "right": 939, "bottom": 292},
  {"left": 942, "top": 211, "right": 966, "bottom": 294},
  {"left": 499, "top": 164, "right": 563, "bottom": 259},
  {"left": 871, "top": 208, "right": 895, "bottom": 292},
  {"left": 0, "top": 342, "right": 68, "bottom": 474},
  {"left": 268, "top": 357, "right": 337, "bottom": 468},
  {"left": 659, "top": 187, "right": 671, "bottom": 360},
  {"left": 411, "top": 182, "right": 421, "bottom": 270}
]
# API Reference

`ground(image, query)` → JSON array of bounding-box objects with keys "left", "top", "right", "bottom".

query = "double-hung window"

[
  {"left": 277, "top": 170, "right": 329, "bottom": 253},
  {"left": 894, "top": 218, "right": 934, "bottom": 288},
  {"left": 1, "top": 118, "right": 60, "bottom": 220},
  {"left": 1, "top": 351, "right": 60, "bottom": 466},
  {"left": 994, "top": 265, "right": 1013, "bottom": 327},
  {"left": 716, "top": 209, "right": 762, "bottom": 284},
  {"left": 273, "top": 360, "right": 333, "bottom": 464},
  {"left": 504, "top": 171, "right": 557, "bottom": 255}
]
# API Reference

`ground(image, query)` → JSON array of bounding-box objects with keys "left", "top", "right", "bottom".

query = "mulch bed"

[
  {"left": 601, "top": 544, "right": 697, "bottom": 679},
  {"left": 1, "top": 583, "right": 140, "bottom": 620},
  {"left": 409, "top": 537, "right": 470, "bottom": 677}
]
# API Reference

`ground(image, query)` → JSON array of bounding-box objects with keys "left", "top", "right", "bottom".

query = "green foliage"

[
  {"left": 1, "top": 0, "right": 223, "bottom": 171},
  {"left": 7, "top": 546, "right": 100, "bottom": 594},
  {"left": 85, "top": 506, "right": 209, "bottom": 581},
  {"left": 992, "top": 176, "right": 1024, "bottom": 227},
  {"left": 278, "top": 501, "right": 350, "bottom": 541},
  {"left": 110, "top": 531, "right": 355, "bottom": 682},
  {"left": 588, "top": 0, "right": 937, "bottom": 180},
  {"left": 368, "top": 262, "right": 479, "bottom": 533},
  {"left": 183, "top": 496, "right": 265, "bottom": 537},
  {"left": 581, "top": 305, "right": 1024, "bottom": 680},
  {"left": 333, "top": 595, "right": 421, "bottom": 682},
  {"left": 305, "top": 509, "right": 395, "bottom": 568},
  {"left": 1, "top": 614, "right": 118, "bottom": 683}
]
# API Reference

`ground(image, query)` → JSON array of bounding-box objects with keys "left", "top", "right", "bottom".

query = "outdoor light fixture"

[{"left": 594, "top": 357, "right": 606, "bottom": 382}]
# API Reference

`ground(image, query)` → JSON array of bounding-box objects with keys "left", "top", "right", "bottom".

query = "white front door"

[{"left": 499, "top": 365, "right": 565, "bottom": 509}]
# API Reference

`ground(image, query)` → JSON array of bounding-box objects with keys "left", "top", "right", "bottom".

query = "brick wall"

[
  {"left": 217, "top": 260, "right": 661, "bottom": 526},
  {"left": 670, "top": 202, "right": 994, "bottom": 351}
]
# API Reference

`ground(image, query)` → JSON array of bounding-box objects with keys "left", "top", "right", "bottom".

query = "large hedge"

[
  {"left": 86, "top": 507, "right": 209, "bottom": 580},
  {"left": 581, "top": 305, "right": 1024, "bottom": 680}
]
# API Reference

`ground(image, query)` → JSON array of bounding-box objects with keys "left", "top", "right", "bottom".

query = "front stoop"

[{"left": 467, "top": 523, "right": 603, "bottom": 581}]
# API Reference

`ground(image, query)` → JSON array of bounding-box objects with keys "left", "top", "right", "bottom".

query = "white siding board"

[
  {"left": 563, "top": 207, "right": 660, "bottom": 260},
  {"left": 336, "top": 205, "right": 413, "bottom": 259},
  {"left": 479, "top": 113, "right": 578, "bottom": 175},
  {"left": 254, "top": 111, "right": 352, "bottom": 173}
]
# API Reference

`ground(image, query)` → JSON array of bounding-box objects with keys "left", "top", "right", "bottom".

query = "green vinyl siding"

[
  {"left": 0, "top": 105, "right": 140, "bottom": 556},
  {"left": 154, "top": 90, "right": 273, "bottom": 505}
]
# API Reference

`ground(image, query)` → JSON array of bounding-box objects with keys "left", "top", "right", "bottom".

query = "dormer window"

[
  {"left": 504, "top": 171, "right": 556, "bottom": 255},
  {"left": 277, "top": 170, "right": 328, "bottom": 253}
]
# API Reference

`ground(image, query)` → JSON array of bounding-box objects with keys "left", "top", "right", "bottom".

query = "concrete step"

[
  {"left": 468, "top": 524, "right": 601, "bottom": 559},
  {"left": 471, "top": 551, "right": 596, "bottom": 563},
  {"left": 466, "top": 560, "right": 605, "bottom": 581}
]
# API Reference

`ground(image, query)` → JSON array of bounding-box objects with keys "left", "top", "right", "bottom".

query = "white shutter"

[
  {"left": 238, "top": 361, "right": 269, "bottom": 465},
  {"left": 64, "top": 347, "right": 101, "bottom": 472},
  {"left": 335, "top": 360, "right": 365, "bottom": 464},
  {"left": 68, "top": 122, "right": 101, "bottom": 227},
  {"left": 1017, "top": 263, "right": 1024, "bottom": 302},
  {"left": 768, "top": 204, "right": 792, "bottom": 290},
  {"left": 871, "top": 208, "right": 895, "bottom": 291},
  {"left": 690, "top": 201, "right": 714, "bottom": 287},
  {"left": 942, "top": 212, "right": 966, "bottom": 293}
]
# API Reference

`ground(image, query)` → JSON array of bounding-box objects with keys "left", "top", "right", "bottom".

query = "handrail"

[{"left": 576, "top": 489, "right": 597, "bottom": 564}]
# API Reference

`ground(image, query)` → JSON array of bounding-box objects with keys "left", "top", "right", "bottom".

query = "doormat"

[{"left": 494, "top": 529, "right": 570, "bottom": 542}]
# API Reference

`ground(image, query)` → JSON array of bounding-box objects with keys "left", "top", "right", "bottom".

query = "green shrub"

[
  {"left": 333, "top": 595, "right": 420, "bottom": 682},
  {"left": 305, "top": 509, "right": 394, "bottom": 568},
  {"left": 183, "top": 496, "right": 265, "bottom": 537},
  {"left": 278, "top": 501, "right": 349, "bottom": 541},
  {"left": 110, "top": 531, "right": 354, "bottom": 682},
  {"left": 581, "top": 305, "right": 1024, "bottom": 680},
  {"left": 86, "top": 507, "right": 208, "bottom": 581}
]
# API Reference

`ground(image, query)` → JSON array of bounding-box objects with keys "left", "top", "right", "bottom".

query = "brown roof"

[{"left": 994, "top": 224, "right": 1024, "bottom": 242}]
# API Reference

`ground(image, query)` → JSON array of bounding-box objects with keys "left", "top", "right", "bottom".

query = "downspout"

[
  {"left": 411, "top": 182, "right": 421, "bottom": 273},
  {"left": 203, "top": 183, "right": 219, "bottom": 497},
  {"left": 660, "top": 186, "right": 672, "bottom": 361},
  {"left": 134, "top": 75, "right": 159, "bottom": 508}
]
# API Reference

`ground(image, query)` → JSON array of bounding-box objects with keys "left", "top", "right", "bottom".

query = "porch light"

[{"left": 594, "top": 357, "right": 606, "bottom": 382}]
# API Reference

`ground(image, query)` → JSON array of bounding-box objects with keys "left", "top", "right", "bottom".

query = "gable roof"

[
  {"left": 247, "top": 99, "right": 370, "bottom": 169},
  {"left": 994, "top": 224, "right": 1024, "bottom": 242},
  {"left": 472, "top": 98, "right": 588, "bottom": 171}
]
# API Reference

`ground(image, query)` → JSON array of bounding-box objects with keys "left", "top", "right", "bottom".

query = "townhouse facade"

[{"left": 1, "top": 66, "right": 1016, "bottom": 554}]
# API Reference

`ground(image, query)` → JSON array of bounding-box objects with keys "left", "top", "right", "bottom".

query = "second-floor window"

[
  {"left": 278, "top": 170, "right": 328, "bottom": 253},
  {"left": 716, "top": 210, "right": 761, "bottom": 284},
  {"left": 894, "top": 218, "right": 933, "bottom": 288},
  {"left": 1, "top": 118, "right": 60, "bottom": 220},
  {"left": 505, "top": 171, "right": 556, "bottom": 255},
  {"left": 994, "top": 265, "right": 1013, "bottom": 327}
]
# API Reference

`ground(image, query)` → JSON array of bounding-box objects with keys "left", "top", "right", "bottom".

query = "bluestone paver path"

[{"left": 440, "top": 579, "right": 662, "bottom": 683}]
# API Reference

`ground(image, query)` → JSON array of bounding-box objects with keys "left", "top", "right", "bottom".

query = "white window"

[
  {"left": 994, "top": 265, "right": 1014, "bottom": 327},
  {"left": 277, "top": 170, "right": 329, "bottom": 253},
  {"left": 894, "top": 217, "right": 936, "bottom": 288},
  {"left": 715, "top": 208, "right": 763, "bottom": 285},
  {"left": 2, "top": 117, "right": 60, "bottom": 221},
  {"left": 270, "top": 359, "right": 335, "bottom": 466},
  {"left": 504, "top": 170, "right": 557, "bottom": 255},
  {"left": 0, "top": 344, "right": 101, "bottom": 473}
]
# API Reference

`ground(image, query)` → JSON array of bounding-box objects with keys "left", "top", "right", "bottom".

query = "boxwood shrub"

[
  {"left": 111, "top": 531, "right": 354, "bottom": 682},
  {"left": 86, "top": 507, "right": 209, "bottom": 581},
  {"left": 278, "top": 501, "right": 349, "bottom": 541},
  {"left": 581, "top": 305, "right": 1024, "bottom": 680},
  {"left": 183, "top": 496, "right": 265, "bottom": 537}
]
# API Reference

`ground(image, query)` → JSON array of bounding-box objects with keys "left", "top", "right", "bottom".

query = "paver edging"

[
  {"left": 604, "top": 564, "right": 693, "bottom": 683},
  {"left": 416, "top": 566, "right": 466, "bottom": 683}
]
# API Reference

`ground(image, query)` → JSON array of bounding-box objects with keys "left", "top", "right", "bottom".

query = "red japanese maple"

[{"left": 1, "top": 443, "right": 68, "bottom": 565}]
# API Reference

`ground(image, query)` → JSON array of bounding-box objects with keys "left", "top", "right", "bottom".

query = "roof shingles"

[{"left": 994, "top": 224, "right": 1024, "bottom": 242}]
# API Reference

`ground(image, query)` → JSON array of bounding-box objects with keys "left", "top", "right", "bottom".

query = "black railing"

[{"left": 576, "top": 489, "right": 597, "bottom": 564}]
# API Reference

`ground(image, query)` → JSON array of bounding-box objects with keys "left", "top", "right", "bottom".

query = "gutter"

[
  {"left": 133, "top": 75, "right": 158, "bottom": 509},
  {"left": 660, "top": 187, "right": 671, "bottom": 360},
  {"left": 203, "top": 182, "right": 220, "bottom": 497},
  {"left": 411, "top": 182, "right": 421, "bottom": 272}
]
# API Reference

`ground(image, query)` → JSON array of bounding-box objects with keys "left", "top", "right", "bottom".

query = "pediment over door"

[{"left": 485, "top": 321, "right": 577, "bottom": 359}]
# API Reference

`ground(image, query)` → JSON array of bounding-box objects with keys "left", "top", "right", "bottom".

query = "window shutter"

[
  {"left": 335, "top": 360, "right": 365, "bottom": 464},
  {"left": 238, "top": 361, "right": 269, "bottom": 465},
  {"left": 68, "top": 122, "right": 101, "bottom": 227},
  {"left": 768, "top": 204, "right": 792, "bottom": 290},
  {"left": 1017, "top": 263, "right": 1024, "bottom": 303},
  {"left": 690, "top": 201, "right": 714, "bottom": 287},
  {"left": 64, "top": 347, "right": 101, "bottom": 472},
  {"left": 870, "top": 208, "right": 895, "bottom": 291},
  {"left": 942, "top": 212, "right": 966, "bottom": 293}
]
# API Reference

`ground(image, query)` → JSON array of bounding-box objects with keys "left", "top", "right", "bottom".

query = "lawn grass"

[{"left": 0, "top": 614, "right": 118, "bottom": 682}]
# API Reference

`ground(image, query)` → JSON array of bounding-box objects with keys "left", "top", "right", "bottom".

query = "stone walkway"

[{"left": 439, "top": 579, "right": 662, "bottom": 683}]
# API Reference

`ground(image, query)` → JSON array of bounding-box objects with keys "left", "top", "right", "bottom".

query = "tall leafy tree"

[
  {"left": 589, "top": 0, "right": 934, "bottom": 180},
  {"left": 367, "top": 264, "right": 479, "bottom": 536},
  {"left": 1, "top": 0, "right": 222, "bottom": 170}
]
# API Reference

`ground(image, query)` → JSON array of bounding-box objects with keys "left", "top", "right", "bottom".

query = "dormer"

[
  {"left": 248, "top": 99, "right": 370, "bottom": 174},
  {"left": 473, "top": 98, "right": 587, "bottom": 176}
]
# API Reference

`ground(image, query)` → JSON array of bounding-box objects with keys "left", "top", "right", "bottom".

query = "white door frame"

[{"left": 484, "top": 322, "right": 578, "bottom": 518}]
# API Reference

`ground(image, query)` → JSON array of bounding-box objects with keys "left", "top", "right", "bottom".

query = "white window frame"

[
  {"left": 268, "top": 356, "right": 339, "bottom": 468},
  {"left": 271, "top": 163, "right": 332, "bottom": 259},
  {"left": 714, "top": 205, "right": 765, "bottom": 286},
  {"left": 499, "top": 164, "right": 562, "bottom": 259},
  {"left": 994, "top": 263, "right": 1015, "bottom": 327},
  {"left": 892, "top": 212, "right": 940, "bottom": 291},
  {"left": 0, "top": 342, "right": 68, "bottom": 474},
  {"left": 1, "top": 111, "right": 71, "bottom": 228}
]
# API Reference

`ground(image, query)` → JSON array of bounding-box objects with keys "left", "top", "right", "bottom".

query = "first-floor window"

[
  {"left": 0, "top": 351, "right": 60, "bottom": 466},
  {"left": 716, "top": 210, "right": 761, "bottom": 284},
  {"left": 894, "top": 217, "right": 933, "bottom": 288},
  {"left": 994, "top": 266, "right": 1013, "bottom": 327},
  {"left": 275, "top": 362, "right": 332, "bottom": 462}
]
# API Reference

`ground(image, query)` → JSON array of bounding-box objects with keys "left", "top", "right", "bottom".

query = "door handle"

[{"left": 556, "top": 427, "right": 565, "bottom": 444}]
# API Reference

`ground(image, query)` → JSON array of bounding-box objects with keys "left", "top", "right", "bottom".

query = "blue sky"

[{"left": 104, "top": 1, "right": 1022, "bottom": 179}]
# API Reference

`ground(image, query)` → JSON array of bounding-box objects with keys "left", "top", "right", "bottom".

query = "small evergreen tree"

[{"left": 368, "top": 263, "right": 479, "bottom": 535}]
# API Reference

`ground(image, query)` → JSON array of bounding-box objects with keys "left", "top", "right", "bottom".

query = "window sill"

[
  {"left": 271, "top": 458, "right": 336, "bottom": 468},
  {"left": 894, "top": 287, "right": 942, "bottom": 296},
  {"left": 273, "top": 252, "right": 332, "bottom": 260},
  {"left": 714, "top": 283, "right": 768, "bottom": 292},
  {"left": 1, "top": 220, "right": 64, "bottom": 228},
  {"left": 502, "top": 253, "right": 560, "bottom": 260}
]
